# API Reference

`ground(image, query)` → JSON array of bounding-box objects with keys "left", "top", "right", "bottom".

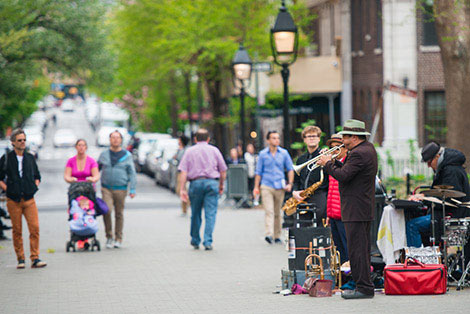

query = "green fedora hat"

[{"left": 338, "top": 119, "right": 371, "bottom": 136}]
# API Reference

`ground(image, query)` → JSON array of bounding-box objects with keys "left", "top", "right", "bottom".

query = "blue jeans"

[
  {"left": 188, "top": 179, "right": 219, "bottom": 247},
  {"left": 406, "top": 214, "right": 431, "bottom": 247},
  {"left": 330, "top": 218, "right": 349, "bottom": 264}
]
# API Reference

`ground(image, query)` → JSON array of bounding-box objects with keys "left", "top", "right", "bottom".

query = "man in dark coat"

[
  {"left": 407, "top": 142, "right": 470, "bottom": 247},
  {"left": 317, "top": 119, "right": 377, "bottom": 299}
]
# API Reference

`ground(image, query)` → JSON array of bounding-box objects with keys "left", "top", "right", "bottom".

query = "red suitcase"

[{"left": 384, "top": 258, "right": 447, "bottom": 295}]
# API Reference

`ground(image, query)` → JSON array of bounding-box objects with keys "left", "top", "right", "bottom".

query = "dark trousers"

[
  {"left": 344, "top": 221, "right": 374, "bottom": 295},
  {"left": 330, "top": 218, "right": 348, "bottom": 264},
  {"left": 307, "top": 191, "right": 327, "bottom": 224}
]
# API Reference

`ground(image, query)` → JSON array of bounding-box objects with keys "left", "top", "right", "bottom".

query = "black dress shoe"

[
  {"left": 342, "top": 290, "right": 374, "bottom": 299},
  {"left": 265, "top": 236, "right": 273, "bottom": 244},
  {"left": 2, "top": 225, "right": 12, "bottom": 230}
]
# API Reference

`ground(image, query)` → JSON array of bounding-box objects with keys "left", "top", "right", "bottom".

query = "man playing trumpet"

[{"left": 292, "top": 126, "right": 329, "bottom": 222}]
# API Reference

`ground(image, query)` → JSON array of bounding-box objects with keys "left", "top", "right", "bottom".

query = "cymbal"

[
  {"left": 422, "top": 189, "right": 466, "bottom": 198},
  {"left": 434, "top": 185, "right": 454, "bottom": 190}
]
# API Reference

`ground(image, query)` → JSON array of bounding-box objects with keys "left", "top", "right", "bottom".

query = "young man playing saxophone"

[{"left": 292, "top": 126, "right": 329, "bottom": 222}]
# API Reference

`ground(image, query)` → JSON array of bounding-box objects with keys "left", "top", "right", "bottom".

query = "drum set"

[{"left": 420, "top": 187, "right": 470, "bottom": 290}]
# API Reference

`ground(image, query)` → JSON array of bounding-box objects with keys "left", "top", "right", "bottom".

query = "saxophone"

[{"left": 282, "top": 169, "right": 324, "bottom": 216}]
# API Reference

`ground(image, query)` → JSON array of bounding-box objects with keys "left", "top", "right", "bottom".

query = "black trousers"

[{"left": 344, "top": 221, "right": 374, "bottom": 295}]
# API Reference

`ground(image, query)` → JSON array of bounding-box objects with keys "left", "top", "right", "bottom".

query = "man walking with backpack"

[{"left": 0, "top": 129, "right": 46, "bottom": 269}]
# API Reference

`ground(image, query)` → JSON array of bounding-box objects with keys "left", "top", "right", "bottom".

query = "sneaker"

[
  {"left": 106, "top": 238, "right": 113, "bottom": 249},
  {"left": 114, "top": 241, "right": 122, "bottom": 248},
  {"left": 265, "top": 236, "right": 273, "bottom": 244},
  {"left": 274, "top": 238, "right": 282, "bottom": 244},
  {"left": 31, "top": 259, "right": 47, "bottom": 268},
  {"left": 204, "top": 245, "right": 213, "bottom": 251},
  {"left": 190, "top": 241, "right": 199, "bottom": 250},
  {"left": 17, "top": 260, "right": 25, "bottom": 269}
]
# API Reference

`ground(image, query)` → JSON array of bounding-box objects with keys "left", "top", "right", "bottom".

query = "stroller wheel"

[
  {"left": 96, "top": 241, "right": 101, "bottom": 251},
  {"left": 66, "top": 241, "right": 71, "bottom": 252},
  {"left": 72, "top": 243, "right": 76, "bottom": 252}
]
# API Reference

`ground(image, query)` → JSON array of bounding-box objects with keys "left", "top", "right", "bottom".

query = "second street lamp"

[
  {"left": 232, "top": 43, "right": 252, "bottom": 154},
  {"left": 270, "top": 0, "right": 299, "bottom": 151}
]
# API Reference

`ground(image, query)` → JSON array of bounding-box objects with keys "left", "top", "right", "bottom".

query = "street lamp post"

[
  {"left": 232, "top": 43, "right": 252, "bottom": 154},
  {"left": 270, "top": 0, "right": 298, "bottom": 151}
]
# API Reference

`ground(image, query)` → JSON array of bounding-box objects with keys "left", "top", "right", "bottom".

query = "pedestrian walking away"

[
  {"left": 292, "top": 126, "right": 329, "bottom": 223},
  {"left": 0, "top": 128, "right": 47, "bottom": 269},
  {"left": 178, "top": 128, "right": 227, "bottom": 251},
  {"left": 318, "top": 119, "right": 377, "bottom": 300},
  {"left": 253, "top": 131, "right": 294, "bottom": 245},
  {"left": 98, "top": 130, "right": 136, "bottom": 249}
]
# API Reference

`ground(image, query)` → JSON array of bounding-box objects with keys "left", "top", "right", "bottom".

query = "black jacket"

[
  {"left": 0, "top": 150, "right": 41, "bottom": 202},
  {"left": 432, "top": 148, "right": 470, "bottom": 202},
  {"left": 293, "top": 148, "right": 329, "bottom": 193}
]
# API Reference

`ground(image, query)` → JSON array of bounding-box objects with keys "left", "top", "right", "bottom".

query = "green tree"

[
  {"left": 109, "top": 0, "right": 312, "bottom": 153},
  {"left": 0, "top": 0, "right": 112, "bottom": 134}
]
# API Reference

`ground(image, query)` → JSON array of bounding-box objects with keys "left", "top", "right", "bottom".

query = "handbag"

[
  {"left": 384, "top": 257, "right": 447, "bottom": 295},
  {"left": 304, "top": 253, "right": 333, "bottom": 297},
  {"left": 95, "top": 197, "right": 109, "bottom": 216}
]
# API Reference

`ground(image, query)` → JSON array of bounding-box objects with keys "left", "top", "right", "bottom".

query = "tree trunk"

[
  {"left": 434, "top": 0, "right": 470, "bottom": 171},
  {"left": 184, "top": 71, "right": 193, "bottom": 142},
  {"left": 168, "top": 72, "right": 180, "bottom": 137},
  {"left": 206, "top": 78, "right": 229, "bottom": 156}
]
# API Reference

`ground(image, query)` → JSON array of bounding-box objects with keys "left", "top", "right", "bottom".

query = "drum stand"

[
  {"left": 430, "top": 202, "right": 436, "bottom": 246},
  {"left": 441, "top": 196, "right": 448, "bottom": 269}
]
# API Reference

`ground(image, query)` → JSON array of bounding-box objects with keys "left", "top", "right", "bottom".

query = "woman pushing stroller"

[{"left": 64, "top": 139, "right": 101, "bottom": 251}]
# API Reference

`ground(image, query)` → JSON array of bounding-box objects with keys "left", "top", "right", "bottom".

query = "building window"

[
  {"left": 424, "top": 91, "right": 446, "bottom": 144},
  {"left": 422, "top": 4, "right": 439, "bottom": 46},
  {"left": 376, "top": 0, "right": 382, "bottom": 48}
]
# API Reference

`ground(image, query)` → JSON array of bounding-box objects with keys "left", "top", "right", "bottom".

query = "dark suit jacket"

[{"left": 323, "top": 141, "right": 377, "bottom": 222}]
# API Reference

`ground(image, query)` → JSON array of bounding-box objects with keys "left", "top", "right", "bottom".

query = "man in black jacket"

[
  {"left": 292, "top": 126, "right": 329, "bottom": 222},
  {"left": 0, "top": 129, "right": 46, "bottom": 269},
  {"left": 406, "top": 141, "right": 470, "bottom": 247}
]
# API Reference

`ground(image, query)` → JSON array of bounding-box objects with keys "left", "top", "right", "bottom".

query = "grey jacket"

[{"left": 98, "top": 149, "right": 136, "bottom": 194}]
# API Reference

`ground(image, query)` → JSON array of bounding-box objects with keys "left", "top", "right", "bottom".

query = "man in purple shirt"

[{"left": 178, "top": 129, "right": 227, "bottom": 250}]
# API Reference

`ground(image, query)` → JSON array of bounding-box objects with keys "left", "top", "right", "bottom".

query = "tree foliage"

[
  {"left": 110, "top": 0, "right": 311, "bottom": 152},
  {"left": 0, "top": 0, "right": 112, "bottom": 134}
]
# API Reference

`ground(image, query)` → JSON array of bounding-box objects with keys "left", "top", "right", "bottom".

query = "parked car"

[
  {"left": 155, "top": 139, "right": 179, "bottom": 187},
  {"left": 144, "top": 138, "right": 176, "bottom": 177},
  {"left": 23, "top": 127, "right": 44, "bottom": 148},
  {"left": 53, "top": 128, "right": 77, "bottom": 148},
  {"left": 131, "top": 133, "right": 171, "bottom": 172}
]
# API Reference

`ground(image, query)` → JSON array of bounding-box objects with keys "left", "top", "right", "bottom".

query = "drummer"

[{"left": 406, "top": 142, "right": 470, "bottom": 247}]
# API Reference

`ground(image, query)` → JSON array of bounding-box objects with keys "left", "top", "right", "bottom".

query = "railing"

[{"left": 378, "top": 158, "right": 433, "bottom": 179}]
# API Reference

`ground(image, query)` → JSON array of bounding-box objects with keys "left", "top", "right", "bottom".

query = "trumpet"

[{"left": 293, "top": 144, "right": 344, "bottom": 175}]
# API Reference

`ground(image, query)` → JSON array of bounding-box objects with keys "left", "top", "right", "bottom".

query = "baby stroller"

[{"left": 66, "top": 182, "right": 102, "bottom": 252}]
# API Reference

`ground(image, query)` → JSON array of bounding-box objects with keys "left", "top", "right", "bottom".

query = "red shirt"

[{"left": 326, "top": 156, "right": 346, "bottom": 220}]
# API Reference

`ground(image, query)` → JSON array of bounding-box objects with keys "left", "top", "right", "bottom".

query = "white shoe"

[
  {"left": 106, "top": 238, "right": 113, "bottom": 249},
  {"left": 114, "top": 241, "right": 122, "bottom": 248}
]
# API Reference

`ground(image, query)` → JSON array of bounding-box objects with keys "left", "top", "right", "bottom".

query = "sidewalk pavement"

[{"left": 1, "top": 197, "right": 470, "bottom": 313}]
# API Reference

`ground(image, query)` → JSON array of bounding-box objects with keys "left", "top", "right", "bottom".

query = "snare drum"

[{"left": 445, "top": 218, "right": 470, "bottom": 246}]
